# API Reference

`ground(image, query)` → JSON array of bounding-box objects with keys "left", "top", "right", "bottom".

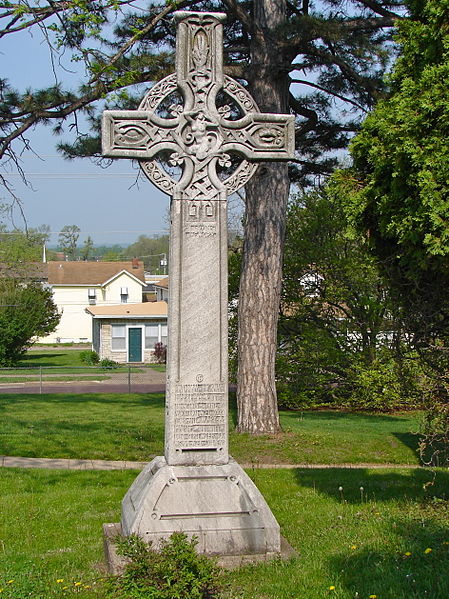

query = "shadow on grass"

[
  {"left": 282, "top": 409, "right": 417, "bottom": 424},
  {"left": 293, "top": 467, "right": 449, "bottom": 504},
  {"left": 394, "top": 431, "right": 424, "bottom": 465},
  {"left": 328, "top": 503, "right": 449, "bottom": 598},
  {"left": 0, "top": 392, "right": 165, "bottom": 408},
  {"left": 17, "top": 353, "right": 71, "bottom": 367}
]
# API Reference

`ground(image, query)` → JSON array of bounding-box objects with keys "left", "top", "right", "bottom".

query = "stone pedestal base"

[{"left": 106, "top": 456, "right": 286, "bottom": 567}]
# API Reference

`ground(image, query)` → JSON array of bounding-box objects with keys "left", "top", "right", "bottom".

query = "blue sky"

[{"left": 1, "top": 14, "right": 169, "bottom": 247}]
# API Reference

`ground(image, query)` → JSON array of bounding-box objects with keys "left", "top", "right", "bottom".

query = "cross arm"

[
  {"left": 102, "top": 110, "right": 179, "bottom": 159},
  {"left": 221, "top": 113, "right": 295, "bottom": 161}
]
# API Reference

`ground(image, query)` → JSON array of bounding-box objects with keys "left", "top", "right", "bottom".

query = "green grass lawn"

[
  {"left": 18, "top": 350, "right": 89, "bottom": 367},
  {"left": 0, "top": 392, "right": 423, "bottom": 464},
  {"left": 0, "top": 350, "right": 160, "bottom": 377},
  {"left": 1, "top": 467, "right": 448, "bottom": 598}
]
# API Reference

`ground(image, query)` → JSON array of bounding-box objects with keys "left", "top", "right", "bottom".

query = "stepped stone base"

[{"left": 104, "top": 456, "right": 296, "bottom": 571}]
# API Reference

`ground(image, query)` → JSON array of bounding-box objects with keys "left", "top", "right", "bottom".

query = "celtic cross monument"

[{"left": 102, "top": 11, "right": 294, "bottom": 564}]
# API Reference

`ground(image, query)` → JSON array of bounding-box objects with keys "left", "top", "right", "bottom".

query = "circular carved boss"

[{"left": 138, "top": 74, "right": 258, "bottom": 197}]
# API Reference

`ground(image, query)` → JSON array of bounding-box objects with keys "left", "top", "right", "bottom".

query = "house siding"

[
  {"left": 38, "top": 272, "right": 144, "bottom": 343},
  {"left": 99, "top": 320, "right": 162, "bottom": 364}
]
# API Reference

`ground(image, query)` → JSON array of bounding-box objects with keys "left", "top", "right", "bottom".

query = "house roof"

[
  {"left": 86, "top": 301, "right": 167, "bottom": 318},
  {"left": 0, "top": 262, "right": 48, "bottom": 281},
  {"left": 47, "top": 261, "right": 145, "bottom": 285},
  {"left": 155, "top": 276, "right": 169, "bottom": 289}
]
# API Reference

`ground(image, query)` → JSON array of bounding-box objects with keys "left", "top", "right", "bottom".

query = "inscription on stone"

[{"left": 174, "top": 383, "right": 226, "bottom": 450}]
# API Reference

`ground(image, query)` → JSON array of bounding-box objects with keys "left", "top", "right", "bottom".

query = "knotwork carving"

[{"left": 102, "top": 11, "right": 294, "bottom": 201}]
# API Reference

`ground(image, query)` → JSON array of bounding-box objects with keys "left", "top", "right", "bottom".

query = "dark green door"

[{"left": 128, "top": 328, "right": 142, "bottom": 362}]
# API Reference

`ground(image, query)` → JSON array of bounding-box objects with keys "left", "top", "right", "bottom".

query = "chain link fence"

[{"left": 0, "top": 364, "right": 166, "bottom": 394}]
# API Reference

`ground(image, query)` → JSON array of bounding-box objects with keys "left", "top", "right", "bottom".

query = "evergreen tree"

[
  {"left": 343, "top": 0, "right": 449, "bottom": 349},
  {"left": 0, "top": 0, "right": 407, "bottom": 432}
]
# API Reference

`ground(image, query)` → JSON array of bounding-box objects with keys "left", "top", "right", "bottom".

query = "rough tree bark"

[{"left": 236, "top": 0, "right": 290, "bottom": 434}]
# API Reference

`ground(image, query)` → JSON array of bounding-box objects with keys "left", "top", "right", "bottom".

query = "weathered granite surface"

[
  {"left": 121, "top": 456, "right": 281, "bottom": 555},
  {"left": 101, "top": 10, "right": 294, "bottom": 564}
]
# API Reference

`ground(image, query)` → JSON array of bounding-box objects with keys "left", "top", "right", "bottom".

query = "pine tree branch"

[
  {"left": 357, "top": 0, "right": 406, "bottom": 19},
  {"left": 300, "top": 45, "right": 379, "bottom": 100},
  {"left": 220, "top": 0, "right": 253, "bottom": 33},
  {"left": 0, "top": 67, "right": 155, "bottom": 159},
  {"left": 290, "top": 78, "right": 368, "bottom": 112},
  {"left": 86, "top": 0, "right": 210, "bottom": 86},
  {"left": 288, "top": 92, "right": 318, "bottom": 130},
  {"left": 282, "top": 14, "right": 398, "bottom": 54}
]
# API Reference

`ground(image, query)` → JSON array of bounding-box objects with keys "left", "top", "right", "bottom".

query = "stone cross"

[
  {"left": 103, "top": 10, "right": 294, "bottom": 468},
  {"left": 102, "top": 10, "right": 294, "bottom": 562}
]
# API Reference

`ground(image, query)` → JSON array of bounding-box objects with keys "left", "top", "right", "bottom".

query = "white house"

[
  {"left": 154, "top": 276, "right": 169, "bottom": 302},
  {"left": 39, "top": 260, "right": 146, "bottom": 343},
  {"left": 86, "top": 301, "right": 168, "bottom": 363}
]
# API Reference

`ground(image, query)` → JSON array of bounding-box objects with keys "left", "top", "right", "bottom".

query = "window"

[
  {"left": 145, "top": 323, "right": 159, "bottom": 349},
  {"left": 144, "top": 322, "right": 168, "bottom": 349},
  {"left": 88, "top": 288, "right": 96, "bottom": 305},
  {"left": 111, "top": 324, "right": 126, "bottom": 350},
  {"left": 120, "top": 286, "right": 128, "bottom": 304}
]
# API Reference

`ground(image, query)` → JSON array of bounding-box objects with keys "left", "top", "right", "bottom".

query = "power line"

[{"left": 3, "top": 172, "right": 139, "bottom": 179}]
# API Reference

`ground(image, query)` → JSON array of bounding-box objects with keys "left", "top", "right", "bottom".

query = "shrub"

[
  {"left": 109, "top": 532, "right": 223, "bottom": 599},
  {"left": 99, "top": 358, "right": 119, "bottom": 369},
  {"left": 154, "top": 342, "right": 167, "bottom": 364},
  {"left": 79, "top": 350, "right": 99, "bottom": 365}
]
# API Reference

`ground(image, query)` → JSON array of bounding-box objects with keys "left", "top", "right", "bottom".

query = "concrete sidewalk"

[{"left": 0, "top": 455, "right": 423, "bottom": 471}]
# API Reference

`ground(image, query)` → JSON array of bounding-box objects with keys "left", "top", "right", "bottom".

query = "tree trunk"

[{"left": 236, "top": 0, "right": 290, "bottom": 434}]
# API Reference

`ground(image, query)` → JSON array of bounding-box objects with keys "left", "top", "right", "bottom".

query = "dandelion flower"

[
  {"left": 62, "top": 586, "right": 68, "bottom": 590},
  {"left": 424, "top": 548, "right": 432, "bottom": 554},
  {"left": 338, "top": 486, "right": 343, "bottom": 491},
  {"left": 56, "top": 579, "right": 64, "bottom": 583},
  {"left": 84, "top": 585, "right": 91, "bottom": 589},
  {"left": 74, "top": 581, "right": 82, "bottom": 586},
  {"left": 351, "top": 545, "right": 357, "bottom": 550},
  {"left": 404, "top": 551, "right": 412, "bottom": 556},
  {"left": 6, "top": 581, "right": 14, "bottom": 585},
  {"left": 329, "top": 586, "right": 336, "bottom": 590},
  {"left": 369, "top": 595, "right": 377, "bottom": 598}
]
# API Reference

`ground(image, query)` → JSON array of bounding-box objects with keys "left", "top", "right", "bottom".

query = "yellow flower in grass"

[
  {"left": 404, "top": 551, "right": 412, "bottom": 556},
  {"left": 74, "top": 581, "right": 82, "bottom": 587},
  {"left": 424, "top": 547, "right": 432, "bottom": 554},
  {"left": 0, "top": 589, "right": 4, "bottom": 594},
  {"left": 329, "top": 586, "right": 336, "bottom": 590},
  {"left": 62, "top": 586, "right": 68, "bottom": 590},
  {"left": 369, "top": 595, "right": 377, "bottom": 598},
  {"left": 6, "top": 581, "right": 14, "bottom": 585},
  {"left": 350, "top": 545, "right": 357, "bottom": 550},
  {"left": 56, "top": 579, "right": 64, "bottom": 583}
]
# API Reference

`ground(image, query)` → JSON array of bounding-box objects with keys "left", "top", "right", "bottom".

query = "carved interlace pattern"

[{"left": 103, "top": 13, "right": 293, "bottom": 201}]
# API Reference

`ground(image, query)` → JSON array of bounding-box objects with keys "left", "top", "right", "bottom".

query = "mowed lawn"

[
  {"left": 0, "top": 392, "right": 423, "bottom": 464},
  {"left": 1, "top": 466, "right": 449, "bottom": 598}
]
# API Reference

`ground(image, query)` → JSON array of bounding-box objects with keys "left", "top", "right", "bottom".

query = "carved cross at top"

[{"left": 102, "top": 11, "right": 295, "bottom": 201}]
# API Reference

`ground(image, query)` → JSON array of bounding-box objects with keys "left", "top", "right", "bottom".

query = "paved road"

[{"left": 0, "top": 381, "right": 166, "bottom": 394}]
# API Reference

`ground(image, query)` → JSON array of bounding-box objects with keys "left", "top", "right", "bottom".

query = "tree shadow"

[
  {"left": 328, "top": 513, "right": 449, "bottom": 598},
  {"left": 394, "top": 431, "right": 423, "bottom": 464},
  {"left": 283, "top": 410, "right": 412, "bottom": 423},
  {"left": 293, "top": 466, "right": 449, "bottom": 504},
  {"left": 0, "top": 392, "right": 165, "bottom": 409},
  {"left": 18, "top": 353, "right": 68, "bottom": 367}
]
